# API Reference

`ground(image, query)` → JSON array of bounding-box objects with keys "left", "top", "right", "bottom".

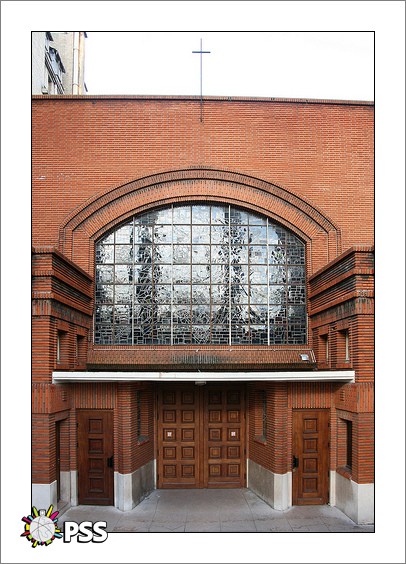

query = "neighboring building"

[
  {"left": 32, "top": 32, "right": 87, "bottom": 95},
  {"left": 31, "top": 95, "right": 374, "bottom": 525}
]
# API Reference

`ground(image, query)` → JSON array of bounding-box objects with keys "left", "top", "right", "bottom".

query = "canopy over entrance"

[{"left": 52, "top": 370, "right": 355, "bottom": 383}]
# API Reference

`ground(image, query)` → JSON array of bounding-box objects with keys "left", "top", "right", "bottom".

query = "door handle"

[
  {"left": 292, "top": 455, "right": 299, "bottom": 469},
  {"left": 107, "top": 455, "right": 114, "bottom": 468}
]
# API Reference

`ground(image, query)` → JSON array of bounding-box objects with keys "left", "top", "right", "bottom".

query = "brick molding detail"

[{"left": 58, "top": 169, "right": 341, "bottom": 274}]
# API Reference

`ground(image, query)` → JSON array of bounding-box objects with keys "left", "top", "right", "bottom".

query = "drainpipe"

[
  {"left": 72, "top": 32, "right": 79, "bottom": 94},
  {"left": 79, "top": 32, "right": 85, "bottom": 93}
]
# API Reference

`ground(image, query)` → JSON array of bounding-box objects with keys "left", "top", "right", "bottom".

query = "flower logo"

[{"left": 21, "top": 506, "right": 62, "bottom": 547}]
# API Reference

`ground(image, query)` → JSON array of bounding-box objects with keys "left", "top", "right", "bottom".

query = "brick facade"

[{"left": 32, "top": 95, "right": 374, "bottom": 521}]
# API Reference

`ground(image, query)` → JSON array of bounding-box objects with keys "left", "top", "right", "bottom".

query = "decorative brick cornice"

[
  {"left": 58, "top": 169, "right": 341, "bottom": 271},
  {"left": 309, "top": 245, "right": 374, "bottom": 283},
  {"left": 32, "top": 247, "right": 93, "bottom": 316},
  {"left": 61, "top": 169, "right": 339, "bottom": 234}
]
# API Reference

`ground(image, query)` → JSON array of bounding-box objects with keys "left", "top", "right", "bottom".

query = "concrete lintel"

[{"left": 53, "top": 370, "right": 355, "bottom": 383}]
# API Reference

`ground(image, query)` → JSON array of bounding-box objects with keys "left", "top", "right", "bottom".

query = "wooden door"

[
  {"left": 77, "top": 410, "right": 114, "bottom": 505},
  {"left": 157, "top": 383, "right": 245, "bottom": 488},
  {"left": 157, "top": 385, "right": 201, "bottom": 488},
  {"left": 292, "top": 410, "right": 329, "bottom": 505},
  {"left": 204, "top": 385, "right": 245, "bottom": 488}
]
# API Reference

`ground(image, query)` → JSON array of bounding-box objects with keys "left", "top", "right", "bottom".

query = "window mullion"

[
  {"left": 228, "top": 205, "right": 232, "bottom": 346},
  {"left": 113, "top": 233, "right": 116, "bottom": 344},
  {"left": 132, "top": 216, "right": 135, "bottom": 345},
  {"left": 266, "top": 218, "right": 270, "bottom": 346},
  {"left": 170, "top": 205, "right": 174, "bottom": 346}
]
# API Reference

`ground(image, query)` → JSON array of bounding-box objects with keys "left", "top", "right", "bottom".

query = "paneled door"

[
  {"left": 204, "top": 385, "right": 245, "bottom": 487},
  {"left": 157, "top": 385, "right": 202, "bottom": 488},
  {"left": 292, "top": 409, "right": 329, "bottom": 505},
  {"left": 157, "top": 383, "right": 246, "bottom": 488},
  {"left": 78, "top": 410, "right": 114, "bottom": 505}
]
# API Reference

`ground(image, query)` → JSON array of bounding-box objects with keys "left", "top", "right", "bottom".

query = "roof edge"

[{"left": 32, "top": 94, "right": 374, "bottom": 106}]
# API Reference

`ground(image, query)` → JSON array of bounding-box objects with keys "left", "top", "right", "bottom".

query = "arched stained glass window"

[{"left": 95, "top": 204, "right": 306, "bottom": 345}]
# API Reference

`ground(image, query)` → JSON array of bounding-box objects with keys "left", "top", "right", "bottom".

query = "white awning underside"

[{"left": 52, "top": 370, "right": 355, "bottom": 383}]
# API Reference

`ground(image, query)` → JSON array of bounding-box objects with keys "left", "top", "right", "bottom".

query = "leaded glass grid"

[{"left": 94, "top": 204, "right": 307, "bottom": 345}]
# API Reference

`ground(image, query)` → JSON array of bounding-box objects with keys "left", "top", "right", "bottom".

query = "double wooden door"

[
  {"left": 157, "top": 383, "right": 246, "bottom": 488},
  {"left": 292, "top": 409, "right": 329, "bottom": 505}
]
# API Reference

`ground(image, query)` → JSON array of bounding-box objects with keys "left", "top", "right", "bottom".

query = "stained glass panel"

[
  {"left": 115, "top": 223, "right": 133, "bottom": 244},
  {"left": 96, "top": 244, "right": 114, "bottom": 264},
  {"left": 96, "top": 265, "right": 114, "bottom": 284},
  {"left": 94, "top": 204, "right": 307, "bottom": 345},
  {"left": 192, "top": 245, "right": 210, "bottom": 264},
  {"left": 192, "top": 205, "right": 210, "bottom": 224},
  {"left": 192, "top": 225, "right": 210, "bottom": 243},
  {"left": 249, "top": 226, "right": 267, "bottom": 244},
  {"left": 192, "top": 265, "right": 210, "bottom": 283},
  {"left": 173, "top": 225, "right": 190, "bottom": 243}
]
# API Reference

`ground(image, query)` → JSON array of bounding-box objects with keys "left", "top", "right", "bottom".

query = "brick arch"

[{"left": 59, "top": 169, "right": 341, "bottom": 274}]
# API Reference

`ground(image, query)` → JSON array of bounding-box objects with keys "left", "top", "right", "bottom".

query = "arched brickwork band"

[{"left": 59, "top": 169, "right": 341, "bottom": 274}]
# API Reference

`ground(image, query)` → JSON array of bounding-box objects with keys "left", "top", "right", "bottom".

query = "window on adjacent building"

[
  {"left": 94, "top": 204, "right": 307, "bottom": 346},
  {"left": 44, "top": 33, "right": 65, "bottom": 94}
]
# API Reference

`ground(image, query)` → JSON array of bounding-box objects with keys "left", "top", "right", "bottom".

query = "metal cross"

[{"left": 192, "top": 38, "right": 211, "bottom": 122}]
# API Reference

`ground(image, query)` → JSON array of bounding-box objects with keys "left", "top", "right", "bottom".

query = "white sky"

[
  {"left": 84, "top": 31, "right": 374, "bottom": 100},
  {"left": 1, "top": 2, "right": 405, "bottom": 564}
]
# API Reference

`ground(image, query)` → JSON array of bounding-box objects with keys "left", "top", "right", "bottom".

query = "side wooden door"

[
  {"left": 292, "top": 409, "right": 329, "bottom": 505},
  {"left": 78, "top": 410, "right": 114, "bottom": 505}
]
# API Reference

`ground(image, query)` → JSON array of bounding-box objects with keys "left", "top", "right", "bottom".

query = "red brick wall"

[
  {"left": 116, "top": 383, "right": 155, "bottom": 475},
  {"left": 248, "top": 382, "right": 289, "bottom": 474},
  {"left": 32, "top": 96, "right": 374, "bottom": 260},
  {"left": 32, "top": 414, "right": 55, "bottom": 483}
]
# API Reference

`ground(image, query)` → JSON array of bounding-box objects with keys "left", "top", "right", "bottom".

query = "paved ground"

[{"left": 57, "top": 488, "right": 374, "bottom": 533}]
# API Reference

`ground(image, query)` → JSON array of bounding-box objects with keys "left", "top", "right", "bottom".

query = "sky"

[
  {"left": 84, "top": 31, "right": 374, "bottom": 100},
  {"left": 1, "top": 2, "right": 405, "bottom": 564}
]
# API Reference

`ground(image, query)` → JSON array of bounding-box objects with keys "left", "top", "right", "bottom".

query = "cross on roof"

[{"left": 192, "top": 38, "right": 211, "bottom": 122}]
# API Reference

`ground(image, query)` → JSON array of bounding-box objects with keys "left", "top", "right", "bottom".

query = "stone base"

[
  {"left": 247, "top": 459, "right": 291, "bottom": 510},
  {"left": 333, "top": 471, "right": 374, "bottom": 524},
  {"left": 32, "top": 471, "right": 78, "bottom": 512},
  {"left": 115, "top": 460, "right": 155, "bottom": 511},
  {"left": 32, "top": 480, "right": 57, "bottom": 510}
]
